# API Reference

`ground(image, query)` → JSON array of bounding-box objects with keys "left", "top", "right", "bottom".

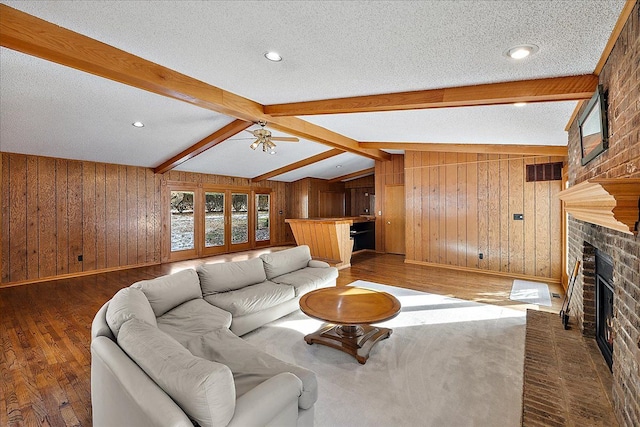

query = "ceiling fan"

[{"left": 245, "top": 121, "right": 299, "bottom": 154}]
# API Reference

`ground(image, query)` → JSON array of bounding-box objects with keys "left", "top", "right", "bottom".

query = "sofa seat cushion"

[
  {"left": 197, "top": 258, "right": 267, "bottom": 296},
  {"left": 156, "top": 299, "right": 232, "bottom": 346},
  {"left": 272, "top": 267, "right": 339, "bottom": 296},
  {"left": 106, "top": 287, "right": 157, "bottom": 338},
  {"left": 259, "top": 246, "right": 311, "bottom": 280},
  {"left": 118, "top": 319, "right": 236, "bottom": 427},
  {"left": 185, "top": 328, "right": 317, "bottom": 410},
  {"left": 204, "top": 281, "right": 295, "bottom": 316},
  {"left": 131, "top": 269, "right": 202, "bottom": 317}
]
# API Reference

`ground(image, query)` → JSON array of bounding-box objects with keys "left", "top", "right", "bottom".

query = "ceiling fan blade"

[{"left": 270, "top": 137, "right": 299, "bottom": 142}]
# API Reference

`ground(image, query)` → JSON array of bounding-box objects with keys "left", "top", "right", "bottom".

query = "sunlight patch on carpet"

[
  {"left": 243, "top": 280, "right": 527, "bottom": 426},
  {"left": 510, "top": 279, "right": 552, "bottom": 306}
]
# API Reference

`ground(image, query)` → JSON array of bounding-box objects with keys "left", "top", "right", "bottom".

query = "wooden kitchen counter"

[{"left": 285, "top": 217, "right": 374, "bottom": 269}]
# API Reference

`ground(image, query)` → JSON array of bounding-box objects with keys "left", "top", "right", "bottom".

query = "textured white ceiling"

[
  {"left": 275, "top": 153, "right": 375, "bottom": 182},
  {"left": 4, "top": 0, "right": 624, "bottom": 104},
  {"left": 174, "top": 125, "right": 333, "bottom": 180},
  {"left": 0, "top": 49, "right": 235, "bottom": 167},
  {"left": 302, "top": 101, "right": 578, "bottom": 146},
  {"left": 0, "top": 1, "right": 627, "bottom": 182}
]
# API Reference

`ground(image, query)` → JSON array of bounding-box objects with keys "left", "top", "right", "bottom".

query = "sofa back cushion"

[
  {"left": 105, "top": 287, "right": 157, "bottom": 339},
  {"left": 131, "top": 269, "right": 202, "bottom": 317},
  {"left": 260, "top": 245, "right": 312, "bottom": 279},
  {"left": 197, "top": 258, "right": 266, "bottom": 296},
  {"left": 118, "top": 318, "right": 236, "bottom": 427}
]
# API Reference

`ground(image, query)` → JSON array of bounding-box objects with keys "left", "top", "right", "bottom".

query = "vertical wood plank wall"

[
  {"left": 1, "top": 153, "right": 161, "bottom": 284},
  {"left": 285, "top": 178, "right": 345, "bottom": 219},
  {"left": 1, "top": 153, "right": 291, "bottom": 285},
  {"left": 374, "top": 155, "right": 405, "bottom": 251},
  {"left": 345, "top": 175, "right": 375, "bottom": 216},
  {"left": 285, "top": 177, "right": 347, "bottom": 241},
  {"left": 404, "top": 151, "right": 564, "bottom": 281}
]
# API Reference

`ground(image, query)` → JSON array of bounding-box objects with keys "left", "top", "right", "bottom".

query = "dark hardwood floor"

[{"left": 0, "top": 249, "right": 563, "bottom": 426}]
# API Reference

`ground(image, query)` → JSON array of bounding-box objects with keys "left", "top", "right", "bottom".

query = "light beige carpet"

[{"left": 243, "top": 281, "right": 526, "bottom": 426}]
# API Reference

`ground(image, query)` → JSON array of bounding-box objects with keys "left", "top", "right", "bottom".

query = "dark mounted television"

[{"left": 578, "top": 85, "right": 608, "bottom": 166}]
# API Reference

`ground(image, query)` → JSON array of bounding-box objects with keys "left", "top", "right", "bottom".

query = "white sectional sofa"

[{"left": 91, "top": 245, "right": 338, "bottom": 427}]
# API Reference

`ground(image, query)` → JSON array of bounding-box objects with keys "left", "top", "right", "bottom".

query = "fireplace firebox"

[{"left": 595, "top": 250, "right": 614, "bottom": 371}]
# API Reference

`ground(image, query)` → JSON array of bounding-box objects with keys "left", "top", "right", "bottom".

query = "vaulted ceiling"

[{"left": 0, "top": 1, "right": 629, "bottom": 182}]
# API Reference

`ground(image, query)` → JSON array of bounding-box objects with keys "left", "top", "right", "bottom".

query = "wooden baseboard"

[
  {"left": 0, "top": 262, "right": 161, "bottom": 289},
  {"left": 404, "top": 259, "right": 561, "bottom": 284}
]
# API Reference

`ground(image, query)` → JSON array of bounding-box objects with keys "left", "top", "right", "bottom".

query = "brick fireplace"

[{"left": 565, "top": 3, "right": 640, "bottom": 426}]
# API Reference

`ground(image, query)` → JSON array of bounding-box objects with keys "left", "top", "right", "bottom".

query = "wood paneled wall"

[
  {"left": 345, "top": 175, "right": 374, "bottom": 189},
  {"left": 285, "top": 178, "right": 345, "bottom": 218},
  {"left": 285, "top": 177, "right": 346, "bottom": 242},
  {"left": 160, "top": 169, "right": 289, "bottom": 246},
  {"left": 1, "top": 153, "right": 161, "bottom": 284},
  {"left": 0, "top": 153, "right": 292, "bottom": 285},
  {"left": 345, "top": 175, "right": 375, "bottom": 217},
  {"left": 374, "top": 154, "right": 405, "bottom": 251},
  {"left": 404, "top": 152, "right": 564, "bottom": 281}
]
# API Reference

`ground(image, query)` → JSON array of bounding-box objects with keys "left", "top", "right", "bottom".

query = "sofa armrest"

[
  {"left": 227, "top": 372, "right": 303, "bottom": 427},
  {"left": 91, "top": 337, "right": 192, "bottom": 427},
  {"left": 308, "top": 259, "right": 330, "bottom": 268}
]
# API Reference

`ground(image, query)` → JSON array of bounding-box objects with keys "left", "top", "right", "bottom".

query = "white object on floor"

[
  {"left": 510, "top": 279, "right": 552, "bottom": 307},
  {"left": 243, "top": 281, "right": 526, "bottom": 426}
]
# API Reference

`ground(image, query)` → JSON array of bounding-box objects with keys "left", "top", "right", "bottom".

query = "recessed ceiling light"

[
  {"left": 264, "top": 51, "right": 282, "bottom": 62},
  {"left": 513, "top": 102, "right": 527, "bottom": 107},
  {"left": 336, "top": 165, "right": 342, "bottom": 168},
  {"left": 132, "top": 121, "right": 145, "bottom": 128},
  {"left": 504, "top": 44, "right": 539, "bottom": 60}
]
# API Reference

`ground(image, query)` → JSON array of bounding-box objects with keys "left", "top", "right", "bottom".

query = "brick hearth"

[{"left": 522, "top": 310, "right": 616, "bottom": 426}]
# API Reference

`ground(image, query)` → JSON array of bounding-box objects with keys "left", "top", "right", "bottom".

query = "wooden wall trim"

[
  {"left": 404, "top": 259, "right": 561, "bottom": 284},
  {"left": 594, "top": 0, "right": 637, "bottom": 76},
  {"left": 329, "top": 167, "right": 375, "bottom": 183},
  {"left": 0, "top": 261, "right": 161, "bottom": 289},
  {"left": 565, "top": 0, "right": 636, "bottom": 131},
  {"left": 360, "top": 142, "right": 568, "bottom": 156}
]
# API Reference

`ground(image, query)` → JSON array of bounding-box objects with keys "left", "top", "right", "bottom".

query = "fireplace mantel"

[{"left": 558, "top": 178, "right": 640, "bottom": 235}]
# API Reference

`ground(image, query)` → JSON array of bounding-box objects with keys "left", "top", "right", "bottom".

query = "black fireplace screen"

[{"left": 595, "top": 250, "right": 614, "bottom": 371}]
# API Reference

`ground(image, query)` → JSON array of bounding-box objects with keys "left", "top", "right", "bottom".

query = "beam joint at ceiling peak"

[{"left": 0, "top": 4, "right": 390, "bottom": 162}]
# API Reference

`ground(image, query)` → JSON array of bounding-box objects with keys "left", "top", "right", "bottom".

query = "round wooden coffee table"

[{"left": 299, "top": 286, "right": 401, "bottom": 364}]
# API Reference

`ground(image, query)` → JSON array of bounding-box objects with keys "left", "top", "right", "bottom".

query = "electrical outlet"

[{"left": 479, "top": 253, "right": 483, "bottom": 260}]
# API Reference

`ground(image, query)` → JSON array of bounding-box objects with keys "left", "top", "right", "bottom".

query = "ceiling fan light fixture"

[
  {"left": 264, "top": 51, "right": 282, "bottom": 62},
  {"left": 504, "top": 44, "right": 538, "bottom": 60},
  {"left": 250, "top": 141, "right": 260, "bottom": 150}
]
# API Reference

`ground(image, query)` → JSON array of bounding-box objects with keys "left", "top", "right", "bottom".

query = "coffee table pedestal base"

[{"left": 304, "top": 324, "right": 392, "bottom": 364}]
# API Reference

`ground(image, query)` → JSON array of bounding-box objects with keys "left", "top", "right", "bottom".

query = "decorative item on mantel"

[{"left": 557, "top": 178, "right": 640, "bottom": 235}]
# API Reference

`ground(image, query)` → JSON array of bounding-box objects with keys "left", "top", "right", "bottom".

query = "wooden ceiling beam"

[
  {"left": 329, "top": 167, "right": 375, "bottom": 183},
  {"left": 264, "top": 75, "right": 599, "bottom": 117},
  {"left": 251, "top": 149, "right": 344, "bottom": 182},
  {"left": 359, "top": 142, "right": 568, "bottom": 156},
  {"left": 0, "top": 4, "right": 390, "bottom": 161},
  {"left": 154, "top": 119, "right": 252, "bottom": 174}
]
